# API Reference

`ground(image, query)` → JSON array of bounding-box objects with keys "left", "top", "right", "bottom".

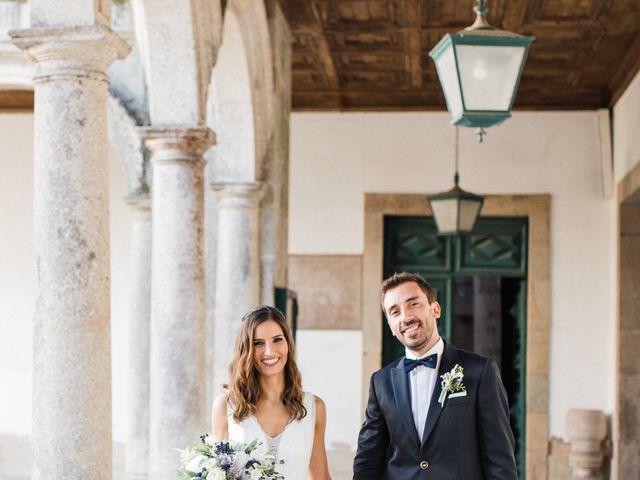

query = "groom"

[{"left": 353, "top": 272, "right": 518, "bottom": 479}]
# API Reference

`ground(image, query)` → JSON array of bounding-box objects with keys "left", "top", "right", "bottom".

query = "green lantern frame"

[
  {"left": 429, "top": 1, "right": 535, "bottom": 135},
  {"left": 427, "top": 127, "right": 484, "bottom": 236}
]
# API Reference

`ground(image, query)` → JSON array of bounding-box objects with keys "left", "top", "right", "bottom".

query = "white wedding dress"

[{"left": 228, "top": 392, "right": 316, "bottom": 479}]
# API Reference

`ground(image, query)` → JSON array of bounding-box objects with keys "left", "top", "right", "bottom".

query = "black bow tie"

[{"left": 403, "top": 354, "right": 437, "bottom": 373}]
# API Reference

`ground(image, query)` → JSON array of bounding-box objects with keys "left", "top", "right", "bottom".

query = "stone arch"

[
  {"left": 206, "top": 0, "right": 275, "bottom": 182},
  {"left": 130, "top": 0, "right": 222, "bottom": 126},
  {"left": 206, "top": 6, "right": 256, "bottom": 182}
]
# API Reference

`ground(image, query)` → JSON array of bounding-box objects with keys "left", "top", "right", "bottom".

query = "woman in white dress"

[{"left": 211, "top": 305, "right": 332, "bottom": 480}]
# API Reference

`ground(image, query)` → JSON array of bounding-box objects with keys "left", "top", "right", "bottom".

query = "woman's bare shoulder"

[
  {"left": 211, "top": 393, "right": 230, "bottom": 439},
  {"left": 212, "top": 393, "right": 229, "bottom": 412},
  {"left": 211, "top": 393, "right": 230, "bottom": 423},
  {"left": 313, "top": 394, "right": 326, "bottom": 410}
]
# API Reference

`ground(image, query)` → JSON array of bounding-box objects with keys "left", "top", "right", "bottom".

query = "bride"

[{"left": 211, "top": 305, "right": 332, "bottom": 479}]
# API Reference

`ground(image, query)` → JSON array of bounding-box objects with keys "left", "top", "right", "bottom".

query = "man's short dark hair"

[{"left": 380, "top": 272, "right": 437, "bottom": 311}]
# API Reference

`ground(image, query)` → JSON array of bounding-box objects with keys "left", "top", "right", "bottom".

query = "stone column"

[
  {"left": 125, "top": 191, "right": 151, "bottom": 480},
  {"left": 141, "top": 127, "right": 214, "bottom": 480},
  {"left": 211, "top": 182, "right": 264, "bottom": 393},
  {"left": 567, "top": 409, "right": 608, "bottom": 480},
  {"left": 9, "top": 25, "right": 129, "bottom": 480}
]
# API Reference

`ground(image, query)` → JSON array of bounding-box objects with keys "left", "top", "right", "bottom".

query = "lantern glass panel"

[
  {"left": 459, "top": 199, "right": 483, "bottom": 231},
  {"left": 456, "top": 44, "right": 525, "bottom": 111},
  {"left": 430, "top": 198, "right": 458, "bottom": 233},
  {"left": 434, "top": 45, "right": 464, "bottom": 118}
]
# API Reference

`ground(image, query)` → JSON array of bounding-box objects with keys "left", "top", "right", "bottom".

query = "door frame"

[{"left": 362, "top": 193, "right": 550, "bottom": 480}]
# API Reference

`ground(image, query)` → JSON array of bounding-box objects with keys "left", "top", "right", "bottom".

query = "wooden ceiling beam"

[
  {"left": 283, "top": 0, "right": 339, "bottom": 90},
  {"left": 608, "top": 29, "right": 640, "bottom": 107},
  {"left": 405, "top": 0, "right": 423, "bottom": 89},
  {"left": 0, "top": 90, "right": 34, "bottom": 112},
  {"left": 281, "top": 0, "right": 640, "bottom": 111}
]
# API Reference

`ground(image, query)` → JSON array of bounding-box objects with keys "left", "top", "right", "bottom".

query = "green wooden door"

[{"left": 383, "top": 216, "right": 527, "bottom": 479}]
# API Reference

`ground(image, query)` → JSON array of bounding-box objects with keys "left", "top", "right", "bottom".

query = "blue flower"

[
  {"left": 245, "top": 459, "right": 261, "bottom": 469},
  {"left": 215, "top": 442, "right": 232, "bottom": 455},
  {"left": 219, "top": 456, "right": 232, "bottom": 471}
]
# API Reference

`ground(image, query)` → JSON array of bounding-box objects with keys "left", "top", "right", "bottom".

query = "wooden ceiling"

[{"left": 279, "top": 0, "right": 640, "bottom": 111}]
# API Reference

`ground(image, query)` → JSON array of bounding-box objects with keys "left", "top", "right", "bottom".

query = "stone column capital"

[
  {"left": 211, "top": 182, "right": 266, "bottom": 208},
  {"left": 140, "top": 127, "right": 215, "bottom": 166},
  {"left": 9, "top": 24, "right": 130, "bottom": 83}
]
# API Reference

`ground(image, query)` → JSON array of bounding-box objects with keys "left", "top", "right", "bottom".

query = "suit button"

[{"left": 420, "top": 461, "right": 429, "bottom": 470}]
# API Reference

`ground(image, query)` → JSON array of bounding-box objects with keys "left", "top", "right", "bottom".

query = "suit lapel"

[
  {"left": 391, "top": 358, "right": 420, "bottom": 447},
  {"left": 421, "top": 341, "right": 459, "bottom": 446}
]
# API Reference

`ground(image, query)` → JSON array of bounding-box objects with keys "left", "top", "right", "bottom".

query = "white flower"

[
  {"left": 184, "top": 453, "right": 210, "bottom": 473},
  {"left": 235, "top": 450, "right": 249, "bottom": 469},
  {"left": 252, "top": 442, "right": 270, "bottom": 461},
  {"left": 177, "top": 435, "right": 285, "bottom": 480},
  {"left": 249, "top": 468, "right": 263, "bottom": 480},
  {"left": 438, "top": 363, "right": 466, "bottom": 407},
  {"left": 208, "top": 467, "right": 226, "bottom": 480},
  {"left": 202, "top": 458, "right": 218, "bottom": 470}
]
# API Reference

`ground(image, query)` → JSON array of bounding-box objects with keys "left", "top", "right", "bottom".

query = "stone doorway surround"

[
  {"left": 616, "top": 162, "right": 640, "bottom": 480},
  {"left": 362, "top": 193, "right": 551, "bottom": 480}
]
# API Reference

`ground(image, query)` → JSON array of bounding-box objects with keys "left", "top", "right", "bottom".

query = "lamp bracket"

[
  {"left": 467, "top": 0, "right": 495, "bottom": 31},
  {"left": 475, "top": 127, "right": 487, "bottom": 143}
]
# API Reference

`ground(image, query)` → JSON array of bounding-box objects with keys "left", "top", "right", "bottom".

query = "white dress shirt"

[{"left": 405, "top": 337, "right": 444, "bottom": 442}]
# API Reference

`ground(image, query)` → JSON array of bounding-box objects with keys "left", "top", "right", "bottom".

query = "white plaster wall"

[
  {"left": 110, "top": 128, "right": 135, "bottom": 445},
  {"left": 0, "top": 113, "right": 33, "bottom": 437},
  {"left": 0, "top": 113, "right": 134, "bottom": 444},
  {"left": 1, "top": 103, "right": 628, "bottom": 454},
  {"left": 614, "top": 70, "right": 640, "bottom": 182},
  {"left": 297, "top": 329, "right": 361, "bottom": 478},
  {"left": 289, "top": 111, "right": 616, "bottom": 440},
  {"left": 297, "top": 329, "right": 362, "bottom": 450}
]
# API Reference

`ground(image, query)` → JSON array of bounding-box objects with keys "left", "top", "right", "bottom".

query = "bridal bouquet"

[{"left": 177, "top": 434, "right": 285, "bottom": 480}]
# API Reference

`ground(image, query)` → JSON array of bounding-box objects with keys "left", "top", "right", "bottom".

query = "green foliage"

[{"left": 177, "top": 468, "right": 196, "bottom": 480}]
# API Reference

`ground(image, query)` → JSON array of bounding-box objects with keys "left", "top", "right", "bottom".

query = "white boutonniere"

[{"left": 438, "top": 364, "right": 466, "bottom": 407}]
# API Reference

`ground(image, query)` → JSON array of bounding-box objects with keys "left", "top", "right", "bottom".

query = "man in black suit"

[{"left": 353, "top": 272, "right": 517, "bottom": 480}]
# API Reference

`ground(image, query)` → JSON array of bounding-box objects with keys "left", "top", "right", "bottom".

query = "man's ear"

[
  {"left": 432, "top": 301, "right": 442, "bottom": 319},
  {"left": 386, "top": 318, "right": 396, "bottom": 336}
]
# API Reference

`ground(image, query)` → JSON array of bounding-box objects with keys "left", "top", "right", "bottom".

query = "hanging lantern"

[
  {"left": 429, "top": 0, "right": 535, "bottom": 141},
  {"left": 427, "top": 127, "right": 484, "bottom": 235}
]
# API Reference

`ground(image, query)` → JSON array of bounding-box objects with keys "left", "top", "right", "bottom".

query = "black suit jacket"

[{"left": 353, "top": 341, "right": 517, "bottom": 480}]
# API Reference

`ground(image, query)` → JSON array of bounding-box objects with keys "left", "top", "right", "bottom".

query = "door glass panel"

[
  {"left": 452, "top": 277, "right": 502, "bottom": 368},
  {"left": 452, "top": 276, "right": 525, "bottom": 476}
]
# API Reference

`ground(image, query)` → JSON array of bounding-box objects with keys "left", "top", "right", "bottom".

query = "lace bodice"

[{"left": 227, "top": 392, "right": 316, "bottom": 479}]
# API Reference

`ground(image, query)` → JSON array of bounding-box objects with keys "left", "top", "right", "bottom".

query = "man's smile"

[{"left": 401, "top": 321, "right": 421, "bottom": 335}]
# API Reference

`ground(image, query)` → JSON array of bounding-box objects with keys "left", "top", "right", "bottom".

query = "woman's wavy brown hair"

[{"left": 227, "top": 304, "right": 307, "bottom": 423}]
